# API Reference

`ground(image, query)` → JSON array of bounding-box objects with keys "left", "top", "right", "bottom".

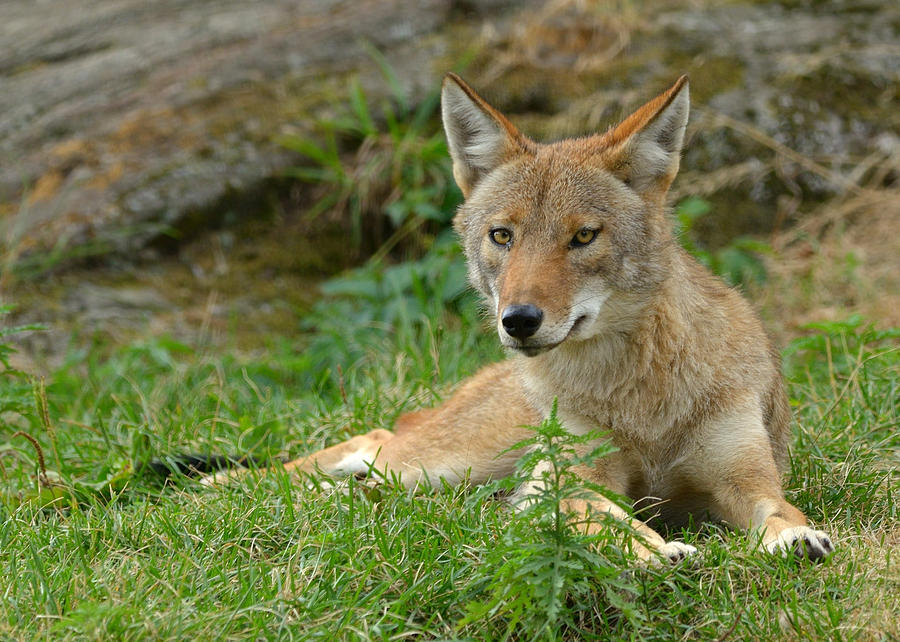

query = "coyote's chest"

[{"left": 519, "top": 339, "right": 694, "bottom": 443}]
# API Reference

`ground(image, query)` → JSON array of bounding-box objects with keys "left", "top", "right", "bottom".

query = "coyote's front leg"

[
  {"left": 697, "top": 404, "right": 835, "bottom": 560},
  {"left": 564, "top": 495, "right": 698, "bottom": 563},
  {"left": 712, "top": 468, "right": 834, "bottom": 560}
]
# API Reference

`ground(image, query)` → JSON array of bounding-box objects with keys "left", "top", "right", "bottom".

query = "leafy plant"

[
  {"left": 461, "top": 404, "right": 645, "bottom": 639},
  {"left": 783, "top": 314, "right": 900, "bottom": 382},
  {"left": 675, "top": 196, "right": 771, "bottom": 288},
  {"left": 297, "top": 231, "right": 482, "bottom": 398},
  {"left": 280, "top": 45, "right": 461, "bottom": 252}
]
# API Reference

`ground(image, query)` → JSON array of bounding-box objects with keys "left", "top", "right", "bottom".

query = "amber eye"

[
  {"left": 571, "top": 228, "right": 597, "bottom": 247},
  {"left": 490, "top": 228, "right": 512, "bottom": 246}
]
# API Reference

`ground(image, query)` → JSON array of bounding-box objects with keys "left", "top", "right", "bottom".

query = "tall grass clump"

[
  {"left": 280, "top": 46, "right": 462, "bottom": 255},
  {"left": 459, "top": 406, "right": 645, "bottom": 640}
]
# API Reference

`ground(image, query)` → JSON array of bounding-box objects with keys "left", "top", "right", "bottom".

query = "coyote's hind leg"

[
  {"left": 199, "top": 429, "right": 396, "bottom": 486},
  {"left": 201, "top": 360, "right": 540, "bottom": 488},
  {"left": 284, "top": 429, "right": 396, "bottom": 478}
]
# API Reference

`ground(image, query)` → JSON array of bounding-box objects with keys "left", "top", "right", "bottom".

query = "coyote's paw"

[
  {"left": 637, "top": 540, "right": 697, "bottom": 566},
  {"left": 198, "top": 470, "right": 242, "bottom": 487},
  {"left": 766, "top": 526, "right": 835, "bottom": 561},
  {"left": 656, "top": 541, "right": 698, "bottom": 564}
]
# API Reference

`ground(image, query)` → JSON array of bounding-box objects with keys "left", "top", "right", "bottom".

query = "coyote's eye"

[
  {"left": 570, "top": 228, "right": 598, "bottom": 247},
  {"left": 490, "top": 228, "right": 512, "bottom": 246}
]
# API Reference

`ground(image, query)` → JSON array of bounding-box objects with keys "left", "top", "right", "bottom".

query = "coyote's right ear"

[{"left": 441, "top": 73, "right": 530, "bottom": 196}]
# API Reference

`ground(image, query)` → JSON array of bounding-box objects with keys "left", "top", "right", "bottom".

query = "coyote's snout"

[{"left": 205, "top": 73, "right": 835, "bottom": 564}]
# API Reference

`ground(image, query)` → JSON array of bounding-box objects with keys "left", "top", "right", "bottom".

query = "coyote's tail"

[{"left": 147, "top": 453, "right": 279, "bottom": 478}]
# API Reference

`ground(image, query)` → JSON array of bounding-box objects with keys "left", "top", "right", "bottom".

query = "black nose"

[{"left": 501, "top": 304, "right": 543, "bottom": 339}]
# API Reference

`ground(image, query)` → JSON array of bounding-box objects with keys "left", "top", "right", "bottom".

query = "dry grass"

[
  {"left": 761, "top": 184, "right": 900, "bottom": 342},
  {"left": 676, "top": 107, "right": 900, "bottom": 342}
]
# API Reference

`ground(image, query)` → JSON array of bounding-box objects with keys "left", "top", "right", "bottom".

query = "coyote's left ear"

[
  {"left": 441, "top": 73, "right": 531, "bottom": 197},
  {"left": 605, "top": 76, "right": 690, "bottom": 195}
]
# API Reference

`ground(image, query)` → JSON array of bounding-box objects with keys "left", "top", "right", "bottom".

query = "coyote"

[{"left": 205, "top": 74, "right": 834, "bottom": 563}]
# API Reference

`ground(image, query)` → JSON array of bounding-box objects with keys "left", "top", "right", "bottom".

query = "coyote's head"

[{"left": 441, "top": 74, "right": 690, "bottom": 356}]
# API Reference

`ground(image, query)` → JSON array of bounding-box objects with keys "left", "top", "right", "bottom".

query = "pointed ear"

[
  {"left": 604, "top": 76, "right": 690, "bottom": 195},
  {"left": 441, "top": 73, "right": 530, "bottom": 196}
]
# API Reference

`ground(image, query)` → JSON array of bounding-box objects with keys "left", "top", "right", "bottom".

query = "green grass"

[{"left": 1, "top": 299, "right": 897, "bottom": 639}]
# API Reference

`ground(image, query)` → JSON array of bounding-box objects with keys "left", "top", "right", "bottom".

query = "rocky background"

[{"left": 2, "top": 0, "right": 897, "bottom": 367}]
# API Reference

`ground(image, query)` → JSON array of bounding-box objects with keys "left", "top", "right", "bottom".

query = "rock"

[
  {"left": 466, "top": 0, "right": 898, "bottom": 245},
  {"left": 4, "top": 0, "right": 895, "bottom": 263},
  {"left": 0, "top": 0, "right": 534, "bottom": 263}
]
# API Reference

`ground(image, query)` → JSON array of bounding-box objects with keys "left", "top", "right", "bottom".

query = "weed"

[
  {"left": 280, "top": 46, "right": 461, "bottom": 253},
  {"left": 460, "top": 405, "right": 642, "bottom": 640},
  {"left": 675, "top": 196, "right": 771, "bottom": 289}
]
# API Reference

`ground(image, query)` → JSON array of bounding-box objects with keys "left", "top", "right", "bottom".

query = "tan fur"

[{"left": 204, "top": 75, "right": 834, "bottom": 563}]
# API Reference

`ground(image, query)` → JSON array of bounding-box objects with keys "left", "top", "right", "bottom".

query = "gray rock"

[
  {"left": 1, "top": 0, "right": 895, "bottom": 264},
  {"left": 1, "top": 0, "right": 530, "bottom": 262}
]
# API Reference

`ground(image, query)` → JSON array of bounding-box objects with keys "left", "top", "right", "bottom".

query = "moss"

[
  {"left": 654, "top": 54, "right": 747, "bottom": 105},
  {"left": 775, "top": 63, "right": 898, "bottom": 130}
]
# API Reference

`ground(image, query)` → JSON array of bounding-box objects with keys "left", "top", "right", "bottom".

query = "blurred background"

[{"left": 2, "top": 0, "right": 898, "bottom": 371}]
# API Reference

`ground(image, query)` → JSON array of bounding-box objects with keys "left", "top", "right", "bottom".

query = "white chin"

[{"left": 514, "top": 343, "right": 558, "bottom": 357}]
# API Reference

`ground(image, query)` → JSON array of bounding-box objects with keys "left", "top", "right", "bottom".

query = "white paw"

[
  {"left": 766, "top": 526, "right": 835, "bottom": 561},
  {"left": 656, "top": 541, "right": 698, "bottom": 564},
  {"left": 198, "top": 470, "right": 238, "bottom": 487}
]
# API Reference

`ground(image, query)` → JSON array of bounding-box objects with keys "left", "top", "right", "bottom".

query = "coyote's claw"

[
  {"left": 766, "top": 526, "right": 835, "bottom": 561},
  {"left": 657, "top": 541, "right": 698, "bottom": 564}
]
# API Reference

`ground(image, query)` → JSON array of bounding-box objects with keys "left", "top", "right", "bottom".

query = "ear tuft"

[
  {"left": 607, "top": 76, "right": 690, "bottom": 194},
  {"left": 441, "top": 73, "right": 526, "bottom": 196}
]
